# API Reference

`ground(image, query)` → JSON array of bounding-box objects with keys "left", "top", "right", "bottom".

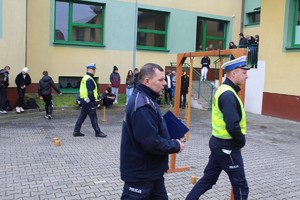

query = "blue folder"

[{"left": 163, "top": 111, "right": 189, "bottom": 139}]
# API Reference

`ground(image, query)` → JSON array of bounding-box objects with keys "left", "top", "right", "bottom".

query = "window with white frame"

[{"left": 54, "top": 0, "right": 104, "bottom": 46}]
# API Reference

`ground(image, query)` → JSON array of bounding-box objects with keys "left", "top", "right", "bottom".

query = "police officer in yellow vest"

[
  {"left": 73, "top": 63, "right": 107, "bottom": 138},
  {"left": 186, "top": 56, "right": 249, "bottom": 200}
]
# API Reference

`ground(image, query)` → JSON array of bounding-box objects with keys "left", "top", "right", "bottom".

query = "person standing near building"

[
  {"left": 125, "top": 70, "right": 134, "bottom": 105},
  {"left": 180, "top": 71, "right": 189, "bottom": 109},
  {"left": 0, "top": 66, "right": 11, "bottom": 114},
  {"left": 73, "top": 63, "right": 107, "bottom": 138},
  {"left": 120, "top": 63, "right": 185, "bottom": 199},
  {"left": 171, "top": 70, "right": 176, "bottom": 98},
  {"left": 110, "top": 65, "right": 121, "bottom": 104},
  {"left": 133, "top": 67, "right": 139, "bottom": 88},
  {"left": 229, "top": 41, "right": 237, "bottom": 60},
  {"left": 38, "top": 70, "right": 62, "bottom": 119},
  {"left": 15, "top": 67, "right": 31, "bottom": 113},
  {"left": 164, "top": 70, "right": 173, "bottom": 105},
  {"left": 186, "top": 56, "right": 250, "bottom": 200},
  {"left": 238, "top": 33, "right": 248, "bottom": 47},
  {"left": 254, "top": 34, "right": 259, "bottom": 45},
  {"left": 200, "top": 56, "right": 210, "bottom": 81}
]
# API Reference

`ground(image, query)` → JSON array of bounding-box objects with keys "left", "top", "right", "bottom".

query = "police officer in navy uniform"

[
  {"left": 186, "top": 56, "right": 250, "bottom": 200},
  {"left": 73, "top": 63, "right": 107, "bottom": 138},
  {"left": 120, "top": 63, "right": 185, "bottom": 199}
]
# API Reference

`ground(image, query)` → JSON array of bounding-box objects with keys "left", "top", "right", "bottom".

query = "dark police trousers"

[
  {"left": 121, "top": 177, "right": 168, "bottom": 200},
  {"left": 74, "top": 99, "right": 101, "bottom": 134},
  {"left": 186, "top": 136, "right": 249, "bottom": 200}
]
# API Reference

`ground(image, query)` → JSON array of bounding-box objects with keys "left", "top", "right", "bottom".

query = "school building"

[{"left": 0, "top": 0, "right": 299, "bottom": 122}]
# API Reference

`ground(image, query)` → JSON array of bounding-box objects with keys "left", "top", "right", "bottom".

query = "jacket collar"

[
  {"left": 137, "top": 84, "right": 160, "bottom": 101},
  {"left": 86, "top": 72, "right": 94, "bottom": 77},
  {"left": 223, "top": 78, "right": 241, "bottom": 93}
]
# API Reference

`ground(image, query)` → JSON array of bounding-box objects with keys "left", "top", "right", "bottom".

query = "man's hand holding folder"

[{"left": 163, "top": 111, "right": 189, "bottom": 140}]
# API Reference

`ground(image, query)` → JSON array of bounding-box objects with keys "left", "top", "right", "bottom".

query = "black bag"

[
  {"left": 5, "top": 100, "right": 12, "bottom": 111},
  {"left": 26, "top": 98, "right": 40, "bottom": 109}
]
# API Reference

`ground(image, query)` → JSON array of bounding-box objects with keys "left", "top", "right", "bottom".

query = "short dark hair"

[
  {"left": 239, "top": 33, "right": 244, "bottom": 37},
  {"left": 139, "top": 63, "right": 163, "bottom": 82},
  {"left": 4, "top": 66, "right": 10, "bottom": 70},
  {"left": 42, "top": 71, "right": 48, "bottom": 76},
  {"left": 106, "top": 86, "right": 112, "bottom": 93}
]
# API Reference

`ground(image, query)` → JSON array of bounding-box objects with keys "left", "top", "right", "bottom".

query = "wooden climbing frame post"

[
  {"left": 102, "top": 106, "right": 107, "bottom": 124},
  {"left": 167, "top": 53, "right": 190, "bottom": 173},
  {"left": 185, "top": 56, "right": 194, "bottom": 141}
]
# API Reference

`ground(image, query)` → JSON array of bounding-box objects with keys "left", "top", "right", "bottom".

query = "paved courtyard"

[{"left": 1, "top": 106, "right": 300, "bottom": 200}]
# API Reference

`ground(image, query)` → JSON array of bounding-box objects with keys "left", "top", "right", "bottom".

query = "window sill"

[
  {"left": 285, "top": 46, "right": 300, "bottom": 51},
  {"left": 244, "top": 23, "right": 260, "bottom": 27},
  {"left": 137, "top": 46, "right": 169, "bottom": 52},
  {"left": 54, "top": 41, "right": 105, "bottom": 48}
]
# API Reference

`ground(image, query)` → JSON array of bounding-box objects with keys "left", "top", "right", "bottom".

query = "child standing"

[{"left": 38, "top": 71, "right": 62, "bottom": 119}]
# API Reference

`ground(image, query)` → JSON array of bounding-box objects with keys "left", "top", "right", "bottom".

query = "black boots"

[
  {"left": 95, "top": 131, "right": 107, "bottom": 137},
  {"left": 73, "top": 131, "right": 107, "bottom": 137},
  {"left": 73, "top": 132, "right": 85, "bottom": 137}
]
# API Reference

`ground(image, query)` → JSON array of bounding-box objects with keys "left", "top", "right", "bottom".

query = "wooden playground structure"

[{"left": 168, "top": 48, "right": 248, "bottom": 200}]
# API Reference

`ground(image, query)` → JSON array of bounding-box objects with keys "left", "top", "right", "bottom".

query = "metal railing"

[
  {"left": 170, "top": 62, "right": 215, "bottom": 110},
  {"left": 238, "top": 44, "right": 259, "bottom": 68},
  {"left": 193, "top": 69, "right": 215, "bottom": 110}
]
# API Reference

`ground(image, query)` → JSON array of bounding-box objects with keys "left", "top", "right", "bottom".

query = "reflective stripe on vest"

[
  {"left": 212, "top": 84, "right": 246, "bottom": 139},
  {"left": 79, "top": 75, "right": 98, "bottom": 99}
]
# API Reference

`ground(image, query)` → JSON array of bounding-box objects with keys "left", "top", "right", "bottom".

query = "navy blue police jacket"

[
  {"left": 120, "top": 84, "right": 180, "bottom": 182},
  {"left": 216, "top": 78, "right": 246, "bottom": 148}
]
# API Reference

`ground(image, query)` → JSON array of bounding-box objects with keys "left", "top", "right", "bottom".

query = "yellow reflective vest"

[
  {"left": 79, "top": 75, "right": 98, "bottom": 99},
  {"left": 212, "top": 84, "right": 246, "bottom": 139}
]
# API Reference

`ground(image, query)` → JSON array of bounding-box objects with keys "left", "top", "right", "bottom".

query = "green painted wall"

[
  {"left": 72, "top": 0, "right": 233, "bottom": 53},
  {"left": 244, "top": 0, "right": 261, "bottom": 25},
  {"left": 244, "top": 0, "right": 261, "bottom": 13}
]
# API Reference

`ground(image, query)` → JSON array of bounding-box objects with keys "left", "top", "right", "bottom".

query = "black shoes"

[
  {"left": 73, "top": 132, "right": 85, "bottom": 137},
  {"left": 73, "top": 131, "right": 107, "bottom": 137},
  {"left": 95, "top": 131, "right": 107, "bottom": 137}
]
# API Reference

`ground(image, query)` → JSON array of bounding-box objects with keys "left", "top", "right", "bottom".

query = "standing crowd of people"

[
  {"left": 238, "top": 32, "right": 259, "bottom": 48},
  {"left": 0, "top": 65, "right": 62, "bottom": 118},
  {"left": 1, "top": 56, "right": 250, "bottom": 199}
]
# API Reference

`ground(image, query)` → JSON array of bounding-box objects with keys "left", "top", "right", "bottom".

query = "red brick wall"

[{"left": 262, "top": 92, "right": 300, "bottom": 122}]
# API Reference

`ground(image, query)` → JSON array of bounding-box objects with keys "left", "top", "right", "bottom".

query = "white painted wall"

[{"left": 244, "top": 61, "right": 265, "bottom": 114}]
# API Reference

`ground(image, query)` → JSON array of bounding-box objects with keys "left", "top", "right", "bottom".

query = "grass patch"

[{"left": 25, "top": 93, "right": 127, "bottom": 108}]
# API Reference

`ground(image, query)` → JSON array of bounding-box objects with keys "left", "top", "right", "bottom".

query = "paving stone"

[{"left": 1, "top": 107, "right": 300, "bottom": 199}]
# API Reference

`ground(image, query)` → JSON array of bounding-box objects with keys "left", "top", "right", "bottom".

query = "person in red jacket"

[{"left": 110, "top": 65, "right": 121, "bottom": 104}]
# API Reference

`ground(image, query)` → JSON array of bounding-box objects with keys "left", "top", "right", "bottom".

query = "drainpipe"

[
  {"left": 240, "top": 0, "right": 245, "bottom": 33},
  {"left": 25, "top": 0, "right": 28, "bottom": 67},
  {"left": 132, "top": 0, "right": 138, "bottom": 72}
]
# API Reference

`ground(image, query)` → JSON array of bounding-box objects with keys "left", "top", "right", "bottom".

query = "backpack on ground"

[
  {"left": 5, "top": 100, "right": 12, "bottom": 111},
  {"left": 26, "top": 98, "right": 40, "bottom": 110}
]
